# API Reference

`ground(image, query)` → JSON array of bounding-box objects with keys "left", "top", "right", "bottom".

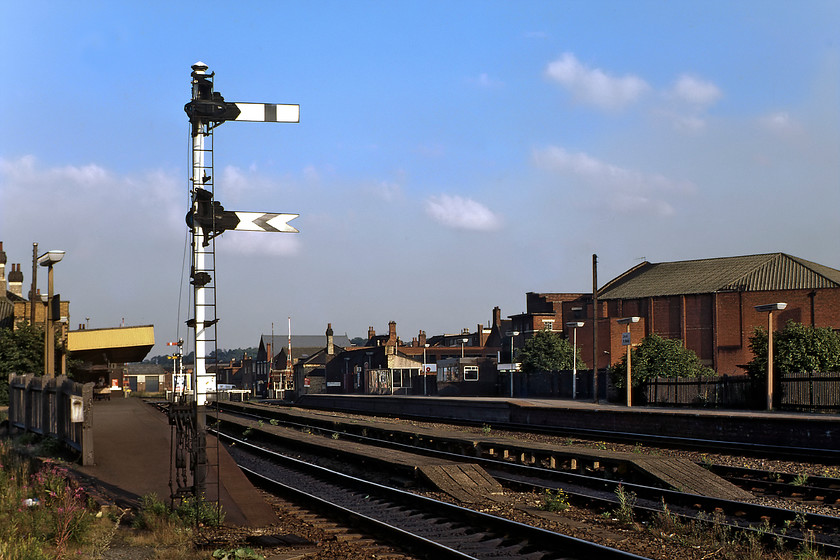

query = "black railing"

[{"left": 641, "top": 372, "right": 840, "bottom": 412}]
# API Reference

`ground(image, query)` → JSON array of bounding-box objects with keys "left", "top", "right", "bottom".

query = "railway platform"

[
  {"left": 294, "top": 394, "right": 840, "bottom": 452},
  {"left": 72, "top": 396, "right": 277, "bottom": 527}
]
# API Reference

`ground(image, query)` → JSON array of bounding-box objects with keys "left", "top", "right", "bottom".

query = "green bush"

[{"left": 609, "top": 334, "right": 714, "bottom": 389}]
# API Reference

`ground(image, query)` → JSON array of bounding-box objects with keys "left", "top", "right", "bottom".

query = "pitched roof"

[{"left": 598, "top": 253, "right": 840, "bottom": 300}]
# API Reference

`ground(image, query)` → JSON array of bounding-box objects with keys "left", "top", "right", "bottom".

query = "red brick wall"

[{"left": 588, "top": 288, "right": 840, "bottom": 375}]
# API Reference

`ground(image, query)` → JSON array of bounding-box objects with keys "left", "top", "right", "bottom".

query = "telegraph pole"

[{"left": 592, "top": 254, "right": 599, "bottom": 404}]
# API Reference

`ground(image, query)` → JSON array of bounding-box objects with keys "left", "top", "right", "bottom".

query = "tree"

[
  {"left": 609, "top": 333, "right": 714, "bottom": 389},
  {"left": 746, "top": 320, "right": 840, "bottom": 380},
  {"left": 518, "top": 329, "right": 585, "bottom": 373},
  {"left": 0, "top": 322, "right": 45, "bottom": 405}
]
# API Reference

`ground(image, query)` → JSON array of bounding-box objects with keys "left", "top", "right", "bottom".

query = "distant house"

[
  {"left": 542, "top": 253, "right": 840, "bottom": 375},
  {"left": 296, "top": 322, "right": 422, "bottom": 397},
  {"left": 256, "top": 327, "right": 352, "bottom": 396},
  {"left": 122, "top": 362, "right": 169, "bottom": 394}
]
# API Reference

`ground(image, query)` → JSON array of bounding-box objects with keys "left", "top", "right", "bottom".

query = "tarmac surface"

[{"left": 74, "top": 396, "right": 277, "bottom": 527}]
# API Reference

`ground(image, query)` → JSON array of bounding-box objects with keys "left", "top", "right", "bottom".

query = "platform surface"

[{"left": 74, "top": 397, "right": 277, "bottom": 527}]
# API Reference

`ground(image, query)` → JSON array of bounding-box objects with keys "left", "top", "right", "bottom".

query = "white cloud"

[
  {"left": 424, "top": 194, "right": 502, "bottom": 231},
  {"left": 532, "top": 146, "right": 694, "bottom": 216},
  {"left": 544, "top": 52, "right": 650, "bottom": 110},
  {"left": 758, "top": 111, "right": 803, "bottom": 136},
  {"left": 669, "top": 74, "right": 722, "bottom": 107},
  {"left": 365, "top": 180, "right": 403, "bottom": 202}
]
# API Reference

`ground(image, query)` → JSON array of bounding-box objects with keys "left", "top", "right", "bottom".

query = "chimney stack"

[
  {"left": 326, "top": 323, "right": 335, "bottom": 355},
  {"left": 418, "top": 330, "right": 427, "bottom": 347},
  {"left": 0, "top": 242, "right": 6, "bottom": 296},
  {"left": 368, "top": 326, "right": 375, "bottom": 341},
  {"left": 8, "top": 264, "right": 23, "bottom": 298}
]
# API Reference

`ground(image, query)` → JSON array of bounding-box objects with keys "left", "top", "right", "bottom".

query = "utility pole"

[{"left": 592, "top": 254, "right": 599, "bottom": 404}]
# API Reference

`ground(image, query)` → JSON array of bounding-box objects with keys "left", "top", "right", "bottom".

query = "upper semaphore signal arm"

[{"left": 233, "top": 103, "right": 300, "bottom": 123}]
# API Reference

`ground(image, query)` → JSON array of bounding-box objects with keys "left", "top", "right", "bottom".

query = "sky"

[{"left": 1, "top": 1, "right": 838, "bottom": 359}]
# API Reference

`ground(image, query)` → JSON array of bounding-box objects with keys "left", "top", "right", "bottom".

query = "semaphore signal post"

[{"left": 170, "top": 61, "right": 299, "bottom": 511}]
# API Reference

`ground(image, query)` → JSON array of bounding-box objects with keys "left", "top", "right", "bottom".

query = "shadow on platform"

[{"left": 73, "top": 397, "right": 276, "bottom": 527}]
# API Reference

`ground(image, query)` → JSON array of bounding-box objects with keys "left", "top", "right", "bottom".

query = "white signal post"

[{"left": 186, "top": 62, "right": 299, "bottom": 406}]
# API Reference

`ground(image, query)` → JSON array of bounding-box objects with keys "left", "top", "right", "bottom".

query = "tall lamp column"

[
  {"left": 38, "top": 250, "right": 65, "bottom": 377},
  {"left": 566, "top": 322, "right": 584, "bottom": 399},
  {"left": 617, "top": 317, "right": 640, "bottom": 407},
  {"left": 755, "top": 303, "right": 787, "bottom": 411}
]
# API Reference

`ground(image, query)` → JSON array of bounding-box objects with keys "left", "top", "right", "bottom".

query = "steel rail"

[
  {"left": 216, "top": 430, "right": 653, "bottom": 560},
  {"left": 213, "top": 404, "right": 840, "bottom": 554},
  {"left": 272, "top": 400, "right": 840, "bottom": 463}
]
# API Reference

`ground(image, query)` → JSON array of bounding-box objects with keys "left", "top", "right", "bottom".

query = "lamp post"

[
  {"left": 754, "top": 303, "right": 787, "bottom": 411},
  {"left": 506, "top": 330, "right": 520, "bottom": 396},
  {"left": 566, "top": 321, "right": 584, "bottom": 399},
  {"left": 423, "top": 343, "right": 430, "bottom": 396},
  {"left": 617, "top": 317, "right": 640, "bottom": 407},
  {"left": 461, "top": 338, "right": 468, "bottom": 358},
  {"left": 38, "top": 250, "right": 64, "bottom": 377}
]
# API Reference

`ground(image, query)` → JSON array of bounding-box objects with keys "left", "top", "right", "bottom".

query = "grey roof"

[
  {"left": 598, "top": 253, "right": 840, "bottom": 300},
  {"left": 260, "top": 333, "right": 353, "bottom": 359}
]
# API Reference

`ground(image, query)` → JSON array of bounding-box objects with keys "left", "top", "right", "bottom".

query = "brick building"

[{"left": 547, "top": 253, "right": 840, "bottom": 375}]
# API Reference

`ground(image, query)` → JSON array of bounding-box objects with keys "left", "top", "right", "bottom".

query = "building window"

[
  {"left": 393, "top": 368, "right": 415, "bottom": 388},
  {"left": 438, "top": 365, "right": 458, "bottom": 382},
  {"left": 543, "top": 320, "right": 554, "bottom": 331},
  {"left": 464, "top": 366, "right": 479, "bottom": 381}
]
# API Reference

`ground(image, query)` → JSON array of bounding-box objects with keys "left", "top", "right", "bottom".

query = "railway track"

[
  {"left": 708, "top": 463, "right": 840, "bottom": 505},
  {"left": 286, "top": 399, "right": 840, "bottom": 463},
  {"left": 211, "top": 402, "right": 840, "bottom": 556},
  {"left": 219, "top": 431, "right": 652, "bottom": 560},
  {"left": 213, "top": 402, "right": 840, "bottom": 509}
]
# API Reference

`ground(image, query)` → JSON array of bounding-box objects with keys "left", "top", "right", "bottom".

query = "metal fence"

[
  {"left": 8, "top": 374, "right": 95, "bottom": 465},
  {"left": 641, "top": 372, "right": 840, "bottom": 412},
  {"left": 780, "top": 371, "right": 840, "bottom": 412}
]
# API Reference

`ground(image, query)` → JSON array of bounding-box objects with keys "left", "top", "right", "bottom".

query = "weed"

[
  {"left": 242, "top": 427, "right": 253, "bottom": 438},
  {"left": 177, "top": 494, "right": 224, "bottom": 527},
  {"left": 613, "top": 484, "right": 636, "bottom": 525},
  {"left": 792, "top": 472, "right": 810, "bottom": 487},
  {"left": 653, "top": 498, "right": 680, "bottom": 534},
  {"left": 632, "top": 442, "right": 643, "bottom": 454},
  {"left": 482, "top": 424, "right": 492, "bottom": 435},
  {"left": 538, "top": 489, "right": 569, "bottom": 512},
  {"left": 269, "top": 419, "right": 279, "bottom": 426},
  {"left": 596, "top": 441, "right": 607, "bottom": 450},
  {"left": 331, "top": 432, "right": 340, "bottom": 440},
  {"left": 213, "top": 547, "right": 265, "bottom": 559},
  {"left": 794, "top": 530, "right": 822, "bottom": 560}
]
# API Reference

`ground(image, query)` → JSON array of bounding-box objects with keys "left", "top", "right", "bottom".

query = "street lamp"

[
  {"left": 506, "top": 330, "right": 520, "bottom": 396},
  {"left": 422, "top": 343, "right": 430, "bottom": 396},
  {"left": 617, "top": 317, "right": 640, "bottom": 407},
  {"left": 38, "top": 250, "right": 65, "bottom": 377},
  {"left": 754, "top": 303, "right": 787, "bottom": 411},
  {"left": 566, "top": 321, "right": 584, "bottom": 399},
  {"left": 460, "top": 338, "right": 468, "bottom": 358}
]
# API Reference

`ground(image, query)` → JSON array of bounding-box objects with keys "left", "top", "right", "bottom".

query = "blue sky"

[{"left": 2, "top": 1, "right": 838, "bottom": 358}]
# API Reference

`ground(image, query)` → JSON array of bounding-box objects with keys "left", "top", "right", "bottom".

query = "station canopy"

[{"left": 67, "top": 325, "right": 155, "bottom": 365}]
